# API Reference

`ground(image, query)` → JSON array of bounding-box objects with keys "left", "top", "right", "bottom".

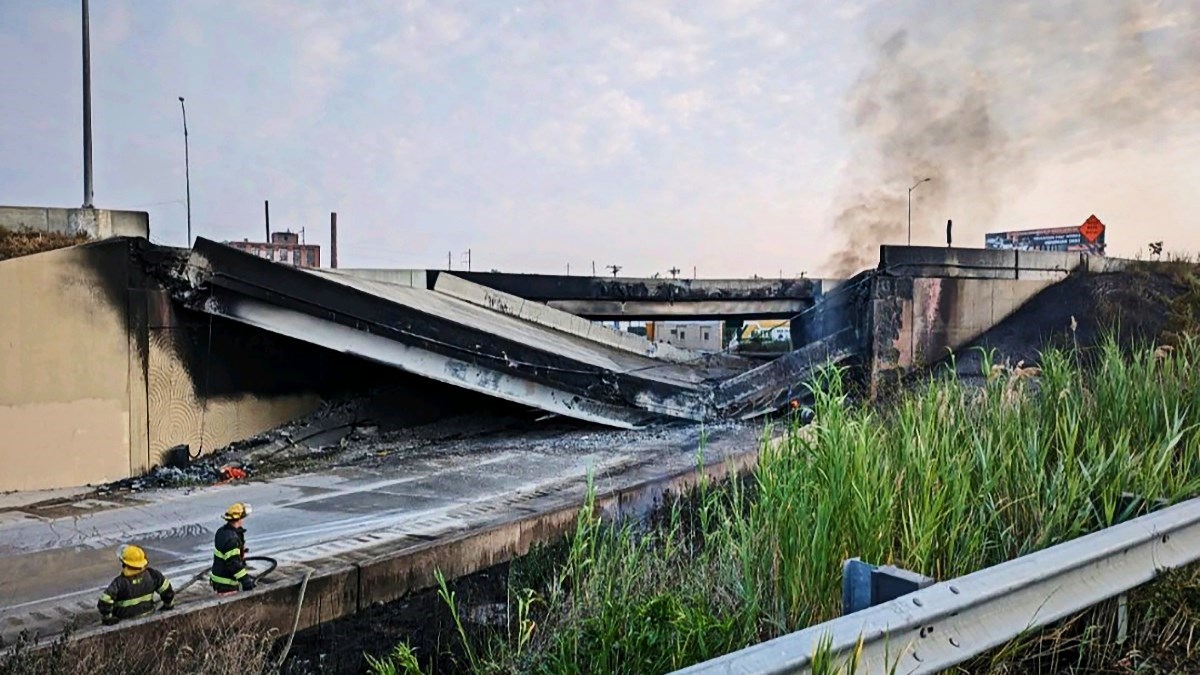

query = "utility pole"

[
  {"left": 606, "top": 264, "right": 622, "bottom": 278},
  {"left": 448, "top": 251, "right": 452, "bottom": 270},
  {"left": 591, "top": 261, "right": 596, "bottom": 276},
  {"left": 907, "top": 177, "right": 931, "bottom": 246},
  {"left": 566, "top": 263, "right": 570, "bottom": 275},
  {"left": 82, "top": 0, "right": 94, "bottom": 208},
  {"left": 264, "top": 200, "right": 270, "bottom": 241},
  {"left": 179, "top": 97, "right": 192, "bottom": 245},
  {"left": 669, "top": 267, "right": 680, "bottom": 279}
]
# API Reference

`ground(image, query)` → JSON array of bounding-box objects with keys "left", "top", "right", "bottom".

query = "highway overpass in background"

[{"left": 341, "top": 268, "right": 831, "bottom": 321}]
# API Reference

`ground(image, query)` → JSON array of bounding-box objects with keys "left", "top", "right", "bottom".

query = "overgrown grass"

[
  {"left": 0, "top": 228, "right": 90, "bottom": 261},
  {"left": 370, "top": 336, "right": 1200, "bottom": 674},
  {"left": 0, "top": 612, "right": 282, "bottom": 675}
]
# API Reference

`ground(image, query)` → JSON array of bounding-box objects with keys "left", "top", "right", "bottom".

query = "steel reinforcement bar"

[{"left": 674, "top": 496, "right": 1200, "bottom": 675}]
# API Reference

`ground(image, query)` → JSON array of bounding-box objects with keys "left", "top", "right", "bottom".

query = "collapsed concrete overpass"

[
  {"left": 342, "top": 268, "right": 825, "bottom": 320},
  {"left": 183, "top": 238, "right": 849, "bottom": 429},
  {"left": 0, "top": 226, "right": 1134, "bottom": 493}
]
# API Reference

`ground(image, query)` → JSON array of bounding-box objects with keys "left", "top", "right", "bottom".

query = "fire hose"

[
  {"left": 169, "top": 555, "right": 312, "bottom": 667},
  {"left": 174, "top": 555, "right": 279, "bottom": 594}
]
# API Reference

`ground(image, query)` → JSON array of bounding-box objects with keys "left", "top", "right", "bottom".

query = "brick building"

[{"left": 226, "top": 231, "right": 320, "bottom": 268}]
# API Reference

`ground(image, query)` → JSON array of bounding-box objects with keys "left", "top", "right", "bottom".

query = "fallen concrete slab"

[
  {"left": 176, "top": 240, "right": 861, "bottom": 429},
  {"left": 714, "top": 329, "right": 860, "bottom": 419},
  {"left": 184, "top": 239, "right": 745, "bottom": 427}
]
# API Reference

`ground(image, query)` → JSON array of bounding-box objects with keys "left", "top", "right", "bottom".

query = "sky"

[{"left": 1, "top": 0, "right": 1197, "bottom": 277}]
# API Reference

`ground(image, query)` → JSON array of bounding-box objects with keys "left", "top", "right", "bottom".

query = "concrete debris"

[{"left": 97, "top": 463, "right": 231, "bottom": 493}]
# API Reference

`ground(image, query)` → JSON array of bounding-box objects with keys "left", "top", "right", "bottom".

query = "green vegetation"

[
  {"left": 0, "top": 227, "right": 90, "bottom": 262},
  {"left": 368, "top": 336, "right": 1200, "bottom": 674}
]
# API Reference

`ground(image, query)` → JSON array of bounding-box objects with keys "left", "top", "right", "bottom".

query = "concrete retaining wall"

[
  {"left": 869, "top": 276, "right": 1053, "bottom": 387},
  {"left": 866, "top": 246, "right": 1138, "bottom": 395},
  {"left": 0, "top": 244, "right": 142, "bottom": 491},
  {"left": 0, "top": 240, "right": 321, "bottom": 491}
]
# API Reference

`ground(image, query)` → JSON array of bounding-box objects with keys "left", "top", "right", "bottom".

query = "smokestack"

[
  {"left": 946, "top": 219, "right": 953, "bottom": 247},
  {"left": 264, "top": 200, "right": 270, "bottom": 241},
  {"left": 330, "top": 212, "right": 338, "bottom": 269}
]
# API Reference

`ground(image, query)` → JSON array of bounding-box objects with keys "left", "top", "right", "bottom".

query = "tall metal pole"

[
  {"left": 907, "top": 178, "right": 931, "bottom": 245},
  {"left": 179, "top": 97, "right": 192, "bottom": 245},
  {"left": 82, "top": 0, "right": 94, "bottom": 208}
]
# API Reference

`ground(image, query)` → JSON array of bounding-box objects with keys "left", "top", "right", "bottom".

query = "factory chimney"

[{"left": 330, "top": 212, "right": 338, "bottom": 269}]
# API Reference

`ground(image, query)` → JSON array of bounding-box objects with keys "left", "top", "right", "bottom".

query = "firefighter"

[
  {"left": 97, "top": 545, "right": 175, "bottom": 625},
  {"left": 210, "top": 502, "right": 257, "bottom": 594}
]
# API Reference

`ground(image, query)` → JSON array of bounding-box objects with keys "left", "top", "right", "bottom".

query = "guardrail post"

[
  {"left": 842, "top": 558, "right": 874, "bottom": 614},
  {"left": 842, "top": 558, "right": 934, "bottom": 616}
]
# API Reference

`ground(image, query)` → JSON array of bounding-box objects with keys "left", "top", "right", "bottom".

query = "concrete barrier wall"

[
  {"left": 878, "top": 246, "right": 1116, "bottom": 280},
  {"left": 0, "top": 205, "right": 149, "bottom": 239}
]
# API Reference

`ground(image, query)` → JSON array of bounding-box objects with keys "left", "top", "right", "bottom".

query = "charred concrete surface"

[
  {"left": 0, "top": 423, "right": 760, "bottom": 649},
  {"left": 181, "top": 238, "right": 830, "bottom": 428},
  {"left": 864, "top": 246, "right": 1139, "bottom": 395},
  {"left": 346, "top": 268, "right": 822, "bottom": 320}
]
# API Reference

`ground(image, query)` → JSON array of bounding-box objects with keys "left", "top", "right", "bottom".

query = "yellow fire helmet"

[
  {"left": 117, "top": 544, "right": 148, "bottom": 569},
  {"left": 223, "top": 502, "right": 252, "bottom": 521}
]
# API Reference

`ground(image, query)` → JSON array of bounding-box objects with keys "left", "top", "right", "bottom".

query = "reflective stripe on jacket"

[
  {"left": 210, "top": 522, "right": 248, "bottom": 590},
  {"left": 97, "top": 567, "right": 174, "bottom": 621}
]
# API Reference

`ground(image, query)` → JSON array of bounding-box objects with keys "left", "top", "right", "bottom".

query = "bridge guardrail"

[{"left": 672, "top": 496, "right": 1200, "bottom": 675}]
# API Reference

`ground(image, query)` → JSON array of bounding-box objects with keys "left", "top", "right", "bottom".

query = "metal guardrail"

[{"left": 673, "top": 496, "right": 1200, "bottom": 675}]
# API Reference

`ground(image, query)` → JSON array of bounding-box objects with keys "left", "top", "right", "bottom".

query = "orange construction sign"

[{"left": 1078, "top": 215, "right": 1105, "bottom": 243}]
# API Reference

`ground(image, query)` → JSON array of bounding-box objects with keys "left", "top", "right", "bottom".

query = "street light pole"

[
  {"left": 907, "top": 178, "right": 931, "bottom": 245},
  {"left": 82, "top": 0, "right": 94, "bottom": 208},
  {"left": 178, "top": 97, "right": 192, "bottom": 246}
]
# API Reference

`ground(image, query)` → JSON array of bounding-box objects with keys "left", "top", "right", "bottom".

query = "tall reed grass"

[{"left": 369, "top": 336, "right": 1200, "bottom": 674}]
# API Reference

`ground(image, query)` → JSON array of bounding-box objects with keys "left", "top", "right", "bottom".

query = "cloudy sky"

[{"left": 1, "top": 1, "right": 1197, "bottom": 276}]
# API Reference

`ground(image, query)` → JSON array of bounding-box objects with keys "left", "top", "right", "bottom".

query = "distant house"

[
  {"left": 739, "top": 320, "right": 791, "bottom": 346},
  {"left": 647, "top": 321, "right": 723, "bottom": 352}
]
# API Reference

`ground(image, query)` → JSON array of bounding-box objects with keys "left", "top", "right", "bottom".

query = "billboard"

[{"left": 985, "top": 215, "right": 1107, "bottom": 255}]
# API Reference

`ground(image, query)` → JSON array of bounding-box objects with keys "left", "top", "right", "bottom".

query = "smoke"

[{"left": 826, "top": 1, "right": 1200, "bottom": 277}]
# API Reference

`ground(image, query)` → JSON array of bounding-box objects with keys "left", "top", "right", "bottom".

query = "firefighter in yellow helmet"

[
  {"left": 97, "top": 545, "right": 175, "bottom": 625},
  {"left": 211, "top": 502, "right": 256, "bottom": 594}
]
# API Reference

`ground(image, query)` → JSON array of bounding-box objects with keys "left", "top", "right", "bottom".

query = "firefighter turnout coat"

[
  {"left": 210, "top": 522, "right": 250, "bottom": 591},
  {"left": 97, "top": 567, "right": 174, "bottom": 622}
]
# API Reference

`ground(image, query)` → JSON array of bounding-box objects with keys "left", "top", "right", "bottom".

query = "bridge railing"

[{"left": 671, "top": 496, "right": 1200, "bottom": 675}]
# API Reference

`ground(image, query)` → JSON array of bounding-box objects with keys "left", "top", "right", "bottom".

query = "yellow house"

[{"left": 740, "top": 320, "right": 791, "bottom": 343}]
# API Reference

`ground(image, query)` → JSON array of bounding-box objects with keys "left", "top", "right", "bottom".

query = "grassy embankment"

[
  {"left": 369, "top": 334, "right": 1200, "bottom": 674},
  {"left": 0, "top": 228, "right": 90, "bottom": 261}
]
